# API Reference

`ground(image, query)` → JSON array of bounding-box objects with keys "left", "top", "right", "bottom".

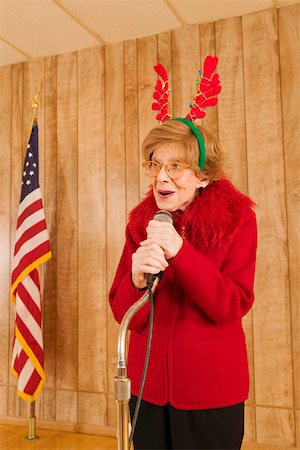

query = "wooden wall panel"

[
  {"left": 78, "top": 47, "right": 107, "bottom": 402},
  {"left": 215, "top": 17, "right": 248, "bottom": 192},
  {"left": 56, "top": 390, "right": 77, "bottom": 424},
  {"left": 158, "top": 31, "right": 172, "bottom": 109},
  {"left": 43, "top": 55, "right": 57, "bottom": 419},
  {"left": 0, "top": 5, "right": 299, "bottom": 448},
  {"left": 78, "top": 393, "right": 107, "bottom": 427},
  {"left": 172, "top": 25, "right": 200, "bottom": 118},
  {"left": 200, "top": 22, "right": 218, "bottom": 136},
  {"left": 124, "top": 39, "right": 140, "bottom": 215},
  {"left": 56, "top": 51, "right": 78, "bottom": 419},
  {"left": 43, "top": 389, "right": 56, "bottom": 422},
  {"left": 137, "top": 35, "right": 157, "bottom": 198},
  {"left": 7, "top": 387, "right": 19, "bottom": 418},
  {"left": 0, "top": 66, "right": 11, "bottom": 418},
  {"left": 243, "top": 9, "right": 294, "bottom": 446},
  {"left": 105, "top": 42, "right": 126, "bottom": 423},
  {"left": 22, "top": 60, "right": 45, "bottom": 184},
  {"left": 244, "top": 406, "right": 256, "bottom": 444},
  {"left": 8, "top": 64, "right": 23, "bottom": 419},
  {"left": 297, "top": 412, "right": 300, "bottom": 450},
  {"left": 256, "top": 407, "right": 295, "bottom": 447},
  {"left": 279, "top": 4, "right": 300, "bottom": 433},
  {"left": 215, "top": 16, "right": 256, "bottom": 443},
  {"left": 0, "top": 387, "right": 8, "bottom": 416},
  {"left": 10, "top": 63, "right": 23, "bottom": 247}
]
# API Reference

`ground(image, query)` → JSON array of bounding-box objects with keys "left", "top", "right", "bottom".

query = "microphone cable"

[
  {"left": 129, "top": 211, "right": 172, "bottom": 447},
  {"left": 128, "top": 276, "right": 156, "bottom": 448}
]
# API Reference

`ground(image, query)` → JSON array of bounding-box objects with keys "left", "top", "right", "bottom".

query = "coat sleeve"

[
  {"left": 108, "top": 227, "right": 151, "bottom": 330},
  {"left": 169, "top": 208, "right": 257, "bottom": 324}
]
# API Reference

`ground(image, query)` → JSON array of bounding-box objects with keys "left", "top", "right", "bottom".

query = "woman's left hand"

[{"left": 141, "top": 219, "right": 183, "bottom": 260}]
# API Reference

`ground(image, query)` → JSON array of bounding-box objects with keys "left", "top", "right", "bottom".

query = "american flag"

[{"left": 11, "top": 122, "right": 51, "bottom": 402}]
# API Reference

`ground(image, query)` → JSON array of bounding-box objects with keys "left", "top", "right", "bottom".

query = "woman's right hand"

[{"left": 131, "top": 240, "right": 169, "bottom": 289}]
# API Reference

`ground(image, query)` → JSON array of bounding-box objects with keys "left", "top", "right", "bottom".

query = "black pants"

[{"left": 130, "top": 396, "right": 244, "bottom": 450}]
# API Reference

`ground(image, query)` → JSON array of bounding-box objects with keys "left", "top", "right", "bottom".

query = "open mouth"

[{"left": 157, "top": 190, "right": 175, "bottom": 198}]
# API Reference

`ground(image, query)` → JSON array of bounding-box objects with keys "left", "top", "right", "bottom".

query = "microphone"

[
  {"left": 146, "top": 210, "right": 173, "bottom": 288},
  {"left": 152, "top": 210, "right": 173, "bottom": 224}
]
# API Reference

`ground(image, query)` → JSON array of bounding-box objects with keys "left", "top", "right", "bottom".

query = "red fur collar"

[{"left": 128, "top": 178, "right": 255, "bottom": 250}]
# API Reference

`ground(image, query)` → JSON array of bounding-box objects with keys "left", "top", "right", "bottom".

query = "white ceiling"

[{"left": 0, "top": 0, "right": 299, "bottom": 68}]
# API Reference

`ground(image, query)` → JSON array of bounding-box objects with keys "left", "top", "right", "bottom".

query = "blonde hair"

[{"left": 142, "top": 120, "right": 224, "bottom": 181}]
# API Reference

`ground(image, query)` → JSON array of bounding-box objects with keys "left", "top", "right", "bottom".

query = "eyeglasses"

[{"left": 143, "top": 160, "right": 192, "bottom": 180}]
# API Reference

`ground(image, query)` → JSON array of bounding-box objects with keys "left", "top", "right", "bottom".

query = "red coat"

[{"left": 109, "top": 178, "right": 257, "bottom": 410}]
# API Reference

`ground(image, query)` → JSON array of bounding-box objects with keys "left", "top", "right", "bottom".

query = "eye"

[{"left": 169, "top": 162, "right": 183, "bottom": 171}]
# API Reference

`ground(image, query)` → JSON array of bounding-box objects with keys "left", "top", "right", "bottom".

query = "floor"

[
  {"left": 0, "top": 424, "right": 286, "bottom": 450},
  {"left": 0, "top": 424, "right": 117, "bottom": 450}
]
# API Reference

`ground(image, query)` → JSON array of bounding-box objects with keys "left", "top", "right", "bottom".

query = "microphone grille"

[{"left": 153, "top": 210, "right": 173, "bottom": 224}]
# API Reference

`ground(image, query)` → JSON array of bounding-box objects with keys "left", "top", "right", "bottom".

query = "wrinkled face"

[{"left": 151, "top": 143, "right": 202, "bottom": 212}]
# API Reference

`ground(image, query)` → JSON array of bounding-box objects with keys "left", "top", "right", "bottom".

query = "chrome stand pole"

[{"left": 115, "top": 279, "right": 159, "bottom": 450}]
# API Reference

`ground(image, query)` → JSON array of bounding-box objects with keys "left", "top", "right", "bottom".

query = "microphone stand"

[{"left": 114, "top": 278, "right": 159, "bottom": 450}]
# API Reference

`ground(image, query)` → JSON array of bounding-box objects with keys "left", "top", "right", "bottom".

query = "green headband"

[{"left": 172, "top": 118, "right": 206, "bottom": 171}]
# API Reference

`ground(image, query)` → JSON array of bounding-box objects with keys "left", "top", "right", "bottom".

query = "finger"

[
  {"left": 143, "top": 234, "right": 173, "bottom": 252},
  {"left": 146, "top": 221, "right": 172, "bottom": 235},
  {"left": 135, "top": 252, "right": 168, "bottom": 269},
  {"left": 133, "top": 250, "right": 168, "bottom": 271},
  {"left": 133, "top": 260, "right": 167, "bottom": 274},
  {"left": 136, "top": 264, "right": 165, "bottom": 275},
  {"left": 139, "top": 240, "right": 166, "bottom": 255},
  {"left": 147, "top": 225, "right": 175, "bottom": 242}
]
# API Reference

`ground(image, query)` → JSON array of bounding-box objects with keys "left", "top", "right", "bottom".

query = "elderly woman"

[{"left": 109, "top": 119, "right": 257, "bottom": 450}]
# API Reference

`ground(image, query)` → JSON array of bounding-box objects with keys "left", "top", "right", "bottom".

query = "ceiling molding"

[
  {"left": 164, "top": 0, "right": 187, "bottom": 26},
  {"left": 51, "top": 0, "right": 107, "bottom": 46},
  {"left": 0, "top": 36, "right": 31, "bottom": 59}
]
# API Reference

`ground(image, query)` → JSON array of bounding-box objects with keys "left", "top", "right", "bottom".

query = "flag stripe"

[
  {"left": 11, "top": 251, "right": 51, "bottom": 304},
  {"left": 13, "top": 348, "right": 29, "bottom": 375},
  {"left": 22, "top": 273, "right": 41, "bottom": 309},
  {"left": 24, "top": 369, "right": 41, "bottom": 396},
  {"left": 17, "top": 359, "right": 35, "bottom": 392},
  {"left": 12, "top": 240, "right": 51, "bottom": 287},
  {"left": 17, "top": 197, "right": 43, "bottom": 229},
  {"left": 15, "top": 315, "right": 43, "bottom": 364},
  {"left": 14, "top": 219, "right": 47, "bottom": 256},
  {"left": 17, "top": 283, "right": 42, "bottom": 326},
  {"left": 14, "top": 324, "right": 45, "bottom": 379},
  {"left": 12, "top": 336, "right": 18, "bottom": 363},
  {"left": 17, "top": 188, "right": 42, "bottom": 217},
  {"left": 16, "top": 204, "right": 46, "bottom": 243},
  {"left": 12, "top": 229, "right": 50, "bottom": 273}
]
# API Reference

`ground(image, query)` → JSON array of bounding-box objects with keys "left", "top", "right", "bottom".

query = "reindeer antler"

[
  {"left": 186, "top": 56, "right": 221, "bottom": 121},
  {"left": 151, "top": 56, "right": 221, "bottom": 124},
  {"left": 152, "top": 63, "right": 171, "bottom": 123}
]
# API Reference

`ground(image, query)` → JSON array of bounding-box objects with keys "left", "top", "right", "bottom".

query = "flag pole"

[
  {"left": 26, "top": 94, "right": 38, "bottom": 142},
  {"left": 32, "top": 94, "right": 38, "bottom": 123},
  {"left": 25, "top": 94, "right": 40, "bottom": 442},
  {"left": 26, "top": 401, "right": 39, "bottom": 440}
]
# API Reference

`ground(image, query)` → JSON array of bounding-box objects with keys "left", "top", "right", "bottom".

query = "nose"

[{"left": 156, "top": 164, "right": 170, "bottom": 181}]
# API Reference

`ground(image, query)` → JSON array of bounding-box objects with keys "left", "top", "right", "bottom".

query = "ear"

[{"left": 197, "top": 180, "right": 209, "bottom": 189}]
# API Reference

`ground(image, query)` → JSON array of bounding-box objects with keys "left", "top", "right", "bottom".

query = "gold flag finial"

[{"left": 31, "top": 95, "right": 39, "bottom": 121}]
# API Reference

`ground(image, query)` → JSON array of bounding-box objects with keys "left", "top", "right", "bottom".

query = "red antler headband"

[{"left": 152, "top": 56, "right": 221, "bottom": 171}]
